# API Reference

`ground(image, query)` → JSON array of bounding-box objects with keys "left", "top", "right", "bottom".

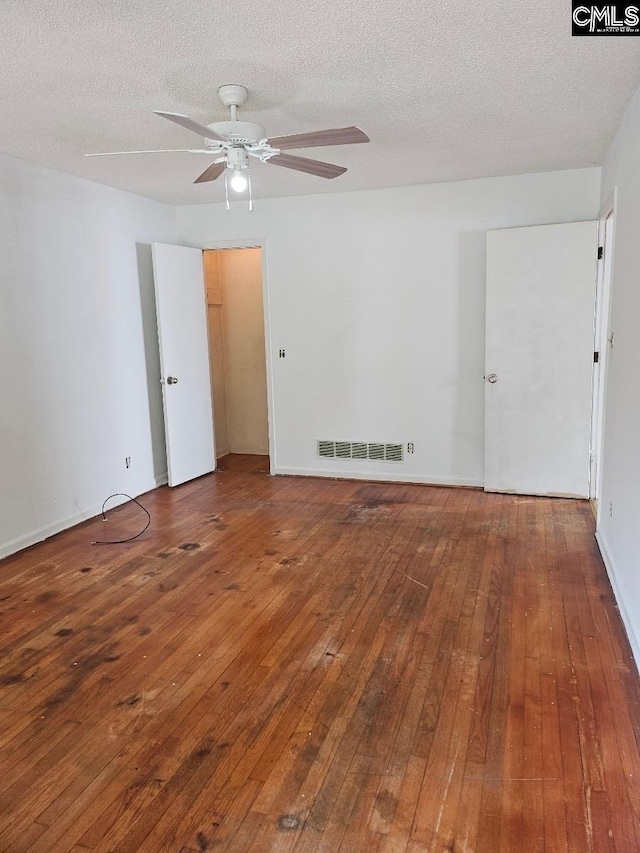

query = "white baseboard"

[
  {"left": 272, "top": 465, "right": 483, "bottom": 488},
  {"left": 228, "top": 445, "right": 269, "bottom": 456},
  {"left": 595, "top": 529, "right": 640, "bottom": 675},
  {"left": 0, "top": 479, "right": 160, "bottom": 562}
]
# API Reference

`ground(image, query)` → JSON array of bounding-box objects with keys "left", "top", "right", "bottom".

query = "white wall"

[
  {"left": 178, "top": 168, "right": 600, "bottom": 485},
  {"left": 0, "top": 154, "right": 176, "bottom": 559},
  {"left": 597, "top": 83, "right": 640, "bottom": 669}
]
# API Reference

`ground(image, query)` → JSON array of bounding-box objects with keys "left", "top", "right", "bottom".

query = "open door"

[
  {"left": 485, "top": 221, "right": 598, "bottom": 497},
  {"left": 152, "top": 243, "right": 215, "bottom": 486}
]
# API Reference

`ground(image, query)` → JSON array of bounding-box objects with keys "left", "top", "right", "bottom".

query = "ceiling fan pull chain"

[
  {"left": 248, "top": 168, "right": 253, "bottom": 213},
  {"left": 224, "top": 169, "right": 231, "bottom": 211}
]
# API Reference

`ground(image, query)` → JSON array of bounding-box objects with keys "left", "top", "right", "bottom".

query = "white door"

[
  {"left": 152, "top": 243, "right": 215, "bottom": 486},
  {"left": 485, "top": 221, "right": 598, "bottom": 497}
]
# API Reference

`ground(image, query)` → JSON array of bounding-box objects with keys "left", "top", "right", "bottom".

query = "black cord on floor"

[{"left": 91, "top": 493, "right": 151, "bottom": 545}]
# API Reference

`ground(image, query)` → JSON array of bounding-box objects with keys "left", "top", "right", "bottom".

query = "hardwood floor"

[{"left": 1, "top": 454, "right": 639, "bottom": 852}]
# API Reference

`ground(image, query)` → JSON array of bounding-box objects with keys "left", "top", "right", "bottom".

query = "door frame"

[
  {"left": 590, "top": 189, "right": 617, "bottom": 508},
  {"left": 200, "top": 238, "right": 276, "bottom": 474}
]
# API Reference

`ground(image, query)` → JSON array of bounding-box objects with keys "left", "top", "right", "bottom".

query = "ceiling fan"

[{"left": 87, "top": 84, "right": 369, "bottom": 204}]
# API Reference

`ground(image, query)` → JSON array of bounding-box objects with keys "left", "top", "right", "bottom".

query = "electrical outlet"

[
  {"left": 125, "top": 457, "right": 131, "bottom": 469},
  {"left": 407, "top": 442, "right": 415, "bottom": 454}
]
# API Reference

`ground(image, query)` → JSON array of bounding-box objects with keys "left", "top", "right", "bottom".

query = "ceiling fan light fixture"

[{"left": 230, "top": 169, "right": 248, "bottom": 192}]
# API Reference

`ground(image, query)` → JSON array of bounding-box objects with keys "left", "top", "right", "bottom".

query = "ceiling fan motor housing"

[{"left": 207, "top": 120, "right": 267, "bottom": 144}]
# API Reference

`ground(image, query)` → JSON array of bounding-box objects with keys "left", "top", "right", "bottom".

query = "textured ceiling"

[{"left": 2, "top": 0, "right": 640, "bottom": 205}]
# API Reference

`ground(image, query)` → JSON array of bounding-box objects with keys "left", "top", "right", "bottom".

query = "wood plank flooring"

[{"left": 1, "top": 454, "right": 640, "bottom": 852}]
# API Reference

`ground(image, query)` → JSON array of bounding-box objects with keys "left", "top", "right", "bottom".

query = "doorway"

[{"left": 203, "top": 248, "right": 270, "bottom": 461}]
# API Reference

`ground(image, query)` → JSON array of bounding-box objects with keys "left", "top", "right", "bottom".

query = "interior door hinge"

[
  {"left": 593, "top": 351, "right": 599, "bottom": 363},
  {"left": 597, "top": 246, "right": 604, "bottom": 260}
]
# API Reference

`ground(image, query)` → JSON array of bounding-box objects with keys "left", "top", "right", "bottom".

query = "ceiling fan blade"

[
  {"left": 194, "top": 162, "right": 226, "bottom": 184},
  {"left": 154, "top": 111, "right": 225, "bottom": 142},
  {"left": 266, "top": 153, "right": 346, "bottom": 179},
  {"left": 85, "top": 149, "right": 213, "bottom": 157},
  {"left": 268, "top": 126, "right": 369, "bottom": 150}
]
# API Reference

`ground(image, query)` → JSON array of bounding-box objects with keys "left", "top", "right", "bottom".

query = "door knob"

[
  {"left": 487, "top": 373, "right": 498, "bottom": 383},
  {"left": 167, "top": 376, "right": 179, "bottom": 385}
]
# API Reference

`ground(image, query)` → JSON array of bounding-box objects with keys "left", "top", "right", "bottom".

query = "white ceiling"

[{"left": 2, "top": 0, "right": 640, "bottom": 205}]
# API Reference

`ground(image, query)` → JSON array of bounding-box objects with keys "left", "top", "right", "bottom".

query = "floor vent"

[{"left": 318, "top": 440, "right": 404, "bottom": 462}]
